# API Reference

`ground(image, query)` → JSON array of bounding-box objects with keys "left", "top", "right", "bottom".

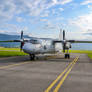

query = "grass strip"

[
  {"left": 0, "top": 47, "right": 20, "bottom": 51},
  {"left": 0, "top": 47, "right": 92, "bottom": 59},
  {"left": 69, "top": 50, "right": 92, "bottom": 59},
  {"left": 0, "top": 51, "right": 28, "bottom": 57}
]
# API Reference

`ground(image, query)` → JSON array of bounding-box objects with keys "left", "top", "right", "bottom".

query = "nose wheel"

[{"left": 29, "top": 54, "right": 35, "bottom": 60}]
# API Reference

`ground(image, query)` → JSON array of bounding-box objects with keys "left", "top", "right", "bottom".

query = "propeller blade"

[
  {"left": 63, "top": 30, "right": 65, "bottom": 40},
  {"left": 20, "top": 43, "right": 22, "bottom": 51},
  {"left": 59, "top": 29, "right": 62, "bottom": 40},
  {"left": 63, "top": 43, "right": 66, "bottom": 53},
  {"left": 20, "top": 42, "right": 24, "bottom": 51},
  {"left": 21, "top": 31, "right": 23, "bottom": 39},
  {"left": 20, "top": 30, "right": 24, "bottom": 51}
]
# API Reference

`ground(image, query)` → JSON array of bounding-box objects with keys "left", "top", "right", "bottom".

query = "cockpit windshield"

[{"left": 29, "top": 39, "right": 40, "bottom": 44}]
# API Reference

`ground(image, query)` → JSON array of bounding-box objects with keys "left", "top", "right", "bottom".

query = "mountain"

[
  {"left": 0, "top": 33, "right": 33, "bottom": 47},
  {"left": 0, "top": 34, "right": 19, "bottom": 47}
]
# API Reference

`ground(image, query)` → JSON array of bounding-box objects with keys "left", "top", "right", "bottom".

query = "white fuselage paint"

[{"left": 22, "top": 39, "right": 62, "bottom": 55}]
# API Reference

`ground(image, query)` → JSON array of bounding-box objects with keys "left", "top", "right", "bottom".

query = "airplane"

[{"left": 0, "top": 29, "right": 92, "bottom": 60}]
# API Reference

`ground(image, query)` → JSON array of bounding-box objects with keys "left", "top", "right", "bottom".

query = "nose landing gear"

[{"left": 29, "top": 54, "right": 35, "bottom": 60}]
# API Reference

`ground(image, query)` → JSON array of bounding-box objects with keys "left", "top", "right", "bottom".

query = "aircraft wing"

[
  {"left": 0, "top": 40, "right": 21, "bottom": 42},
  {"left": 53, "top": 40, "right": 92, "bottom": 44},
  {"left": 53, "top": 40, "right": 63, "bottom": 43},
  {"left": 67, "top": 40, "right": 92, "bottom": 43},
  {"left": 0, "top": 39, "right": 30, "bottom": 42}
]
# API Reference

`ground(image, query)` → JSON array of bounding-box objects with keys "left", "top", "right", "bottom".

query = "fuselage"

[{"left": 22, "top": 38, "right": 62, "bottom": 55}]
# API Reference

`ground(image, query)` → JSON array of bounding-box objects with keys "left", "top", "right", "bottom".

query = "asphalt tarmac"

[{"left": 0, "top": 53, "right": 92, "bottom": 92}]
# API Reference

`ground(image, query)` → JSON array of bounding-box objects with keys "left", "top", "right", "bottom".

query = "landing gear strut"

[
  {"left": 64, "top": 50, "right": 70, "bottom": 59},
  {"left": 30, "top": 54, "right": 35, "bottom": 60}
]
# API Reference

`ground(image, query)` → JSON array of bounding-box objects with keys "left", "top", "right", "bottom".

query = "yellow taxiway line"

[
  {"left": 0, "top": 61, "right": 30, "bottom": 69},
  {"left": 45, "top": 57, "right": 79, "bottom": 92},
  {"left": 53, "top": 57, "right": 79, "bottom": 92}
]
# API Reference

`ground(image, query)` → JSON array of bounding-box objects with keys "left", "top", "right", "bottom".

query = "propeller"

[{"left": 20, "top": 31, "right": 24, "bottom": 51}]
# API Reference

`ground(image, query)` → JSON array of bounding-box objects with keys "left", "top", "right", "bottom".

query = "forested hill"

[{"left": 0, "top": 34, "right": 30, "bottom": 47}]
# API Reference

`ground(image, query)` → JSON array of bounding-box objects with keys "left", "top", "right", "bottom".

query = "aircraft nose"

[{"left": 22, "top": 43, "right": 35, "bottom": 53}]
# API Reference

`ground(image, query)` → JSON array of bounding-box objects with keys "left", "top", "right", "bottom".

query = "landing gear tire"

[
  {"left": 30, "top": 54, "right": 35, "bottom": 60},
  {"left": 65, "top": 54, "right": 70, "bottom": 59}
]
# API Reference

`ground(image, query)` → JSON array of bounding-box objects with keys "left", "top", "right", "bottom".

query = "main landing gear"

[
  {"left": 64, "top": 50, "right": 70, "bottom": 59},
  {"left": 29, "top": 54, "right": 35, "bottom": 60}
]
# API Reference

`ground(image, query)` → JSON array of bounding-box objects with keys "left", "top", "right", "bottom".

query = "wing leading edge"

[{"left": 67, "top": 40, "right": 92, "bottom": 43}]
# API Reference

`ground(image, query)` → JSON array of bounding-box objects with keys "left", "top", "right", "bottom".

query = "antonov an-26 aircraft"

[{"left": 0, "top": 29, "right": 92, "bottom": 60}]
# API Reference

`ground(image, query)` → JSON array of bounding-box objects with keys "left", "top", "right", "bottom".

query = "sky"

[{"left": 0, "top": 0, "right": 92, "bottom": 40}]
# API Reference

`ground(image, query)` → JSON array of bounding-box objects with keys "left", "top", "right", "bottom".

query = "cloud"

[
  {"left": 68, "top": 12, "right": 92, "bottom": 40},
  {"left": 20, "top": 0, "right": 68, "bottom": 16},
  {"left": 0, "top": 0, "right": 73, "bottom": 21},
  {"left": 0, "top": 0, "right": 16, "bottom": 21},
  {"left": 0, "top": 0, "right": 73, "bottom": 36},
  {"left": 0, "top": 23, "right": 29, "bottom": 35},
  {"left": 16, "top": 17, "right": 25, "bottom": 22},
  {"left": 14, "top": 0, "right": 54, "bottom": 16},
  {"left": 59, "top": 8, "right": 64, "bottom": 11},
  {"left": 43, "top": 21, "right": 60, "bottom": 30},
  {"left": 84, "top": 29, "right": 92, "bottom": 35},
  {"left": 28, "top": 32, "right": 58, "bottom": 38},
  {"left": 40, "top": 19, "right": 48, "bottom": 22},
  {"left": 81, "top": 0, "right": 92, "bottom": 5},
  {"left": 40, "top": 10, "right": 50, "bottom": 17},
  {"left": 88, "top": 5, "right": 92, "bottom": 9},
  {"left": 69, "top": 12, "right": 92, "bottom": 31},
  {"left": 58, "top": 0, "right": 72, "bottom": 5}
]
